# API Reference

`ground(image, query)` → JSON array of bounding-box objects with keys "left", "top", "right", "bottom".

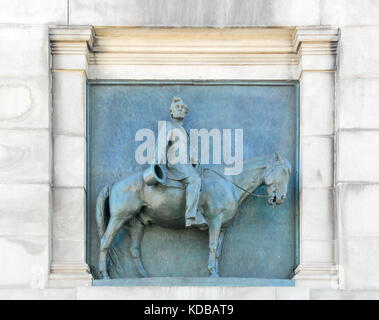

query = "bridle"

[{"left": 204, "top": 163, "right": 285, "bottom": 199}]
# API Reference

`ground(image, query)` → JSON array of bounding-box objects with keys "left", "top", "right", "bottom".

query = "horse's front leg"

[
  {"left": 208, "top": 215, "right": 223, "bottom": 277},
  {"left": 215, "top": 228, "right": 226, "bottom": 275}
]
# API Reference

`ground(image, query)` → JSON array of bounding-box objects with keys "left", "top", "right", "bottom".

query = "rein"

[{"left": 204, "top": 168, "right": 268, "bottom": 198}]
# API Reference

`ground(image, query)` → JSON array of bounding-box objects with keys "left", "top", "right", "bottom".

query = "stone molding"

[
  {"left": 294, "top": 263, "right": 339, "bottom": 289},
  {"left": 49, "top": 26, "right": 94, "bottom": 57},
  {"left": 49, "top": 26, "right": 338, "bottom": 67},
  {"left": 49, "top": 26, "right": 93, "bottom": 287},
  {"left": 49, "top": 262, "right": 92, "bottom": 287}
]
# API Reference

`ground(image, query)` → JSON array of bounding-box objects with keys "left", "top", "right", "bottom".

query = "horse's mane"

[
  {"left": 242, "top": 155, "right": 277, "bottom": 167},
  {"left": 221, "top": 153, "right": 291, "bottom": 177}
]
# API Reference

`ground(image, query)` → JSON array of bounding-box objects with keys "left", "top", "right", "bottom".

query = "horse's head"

[{"left": 263, "top": 152, "right": 291, "bottom": 206}]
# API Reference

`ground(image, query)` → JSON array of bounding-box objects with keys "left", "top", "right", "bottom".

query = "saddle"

[
  {"left": 143, "top": 164, "right": 202, "bottom": 190},
  {"left": 165, "top": 162, "right": 203, "bottom": 188}
]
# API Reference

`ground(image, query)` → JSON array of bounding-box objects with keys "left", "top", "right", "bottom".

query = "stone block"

[
  {"left": 337, "top": 130, "right": 379, "bottom": 182},
  {"left": 0, "top": 77, "right": 49, "bottom": 129},
  {"left": 0, "top": 0, "right": 66, "bottom": 24},
  {"left": 299, "top": 55, "right": 336, "bottom": 73},
  {"left": 70, "top": 0, "right": 320, "bottom": 26},
  {"left": 0, "top": 25, "right": 48, "bottom": 78},
  {"left": 341, "top": 237, "right": 379, "bottom": 289},
  {"left": 53, "top": 71, "right": 86, "bottom": 136},
  {"left": 0, "top": 288, "right": 76, "bottom": 300},
  {"left": 311, "top": 288, "right": 379, "bottom": 300},
  {"left": 301, "top": 72, "right": 334, "bottom": 136},
  {"left": 0, "top": 130, "right": 50, "bottom": 183},
  {"left": 321, "top": 0, "right": 379, "bottom": 26},
  {"left": 302, "top": 136, "right": 333, "bottom": 188},
  {"left": 77, "top": 285, "right": 277, "bottom": 300},
  {"left": 339, "top": 27, "right": 379, "bottom": 78},
  {"left": 339, "top": 184, "right": 379, "bottom": 237},
  {"left": 89, "top": 64, "right": 295, "bottom": 81},
  {"left": 302, "top": 188, "right": 334, "bottom": 240},
  {"left": 54, "top": 135, "right": 85, "bottom": 187},
  {"left": 0, "top": 184, "right": 49, "bottom": 236},
  {"left": 52, "top": 54, "right": 88, "bottom": 73},
  {"left": 52, "top": 239, "right": 86, "bottom": 263},
  {"left": 0, "top": 236, "right": 48, "bottom": 288},
  {"left": 53, "top": 188, "right": 85, "bottom": 240},
  {"left": 338, "top": 78, "right": 379, "bottom": 129},
  {"left": 276, "top": 287, "right": 310, "bottom": 300},
  {"left": 302, "top": 240, "right": 335, "bottom": 264}
]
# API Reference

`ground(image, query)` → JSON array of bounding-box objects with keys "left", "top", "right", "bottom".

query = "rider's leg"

[{"left": 183, "top": 173, "right": 206, "bottom": 227}]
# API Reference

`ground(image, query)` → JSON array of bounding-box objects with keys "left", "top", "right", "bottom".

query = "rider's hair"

[{"left": 169, "top": 97, "right": 188, "bottom": 118}]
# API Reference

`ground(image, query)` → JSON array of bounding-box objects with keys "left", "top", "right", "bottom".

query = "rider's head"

[{"left": 170, "top": 97, "right": 188, "bottom": 121}]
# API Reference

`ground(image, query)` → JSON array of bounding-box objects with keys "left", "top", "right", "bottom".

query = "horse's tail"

[{"left": 96, "top": 184, "right": 110, "bottom": 239}]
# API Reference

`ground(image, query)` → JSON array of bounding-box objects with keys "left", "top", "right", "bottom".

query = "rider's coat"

[{"left": 156, "top": 119, "right": 199, "bottom": 181}]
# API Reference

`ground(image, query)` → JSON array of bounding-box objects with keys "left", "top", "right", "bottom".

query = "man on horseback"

[{"left": 156, "top": 97, "right": 208, "bottom": 229}]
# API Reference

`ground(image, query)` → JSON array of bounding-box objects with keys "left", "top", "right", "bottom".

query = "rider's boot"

[
  {"left": 184, "top": 174, "right": 208, "bottom": 229},
  {"left": 185, "top": 209, "right": 208, "bottom": 230}
]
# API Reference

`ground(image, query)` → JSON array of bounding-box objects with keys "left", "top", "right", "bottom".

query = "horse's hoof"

[
  {"left": 139, "top": 271, "right": 148, "bottom": 278},
  {"left": 209, "top": 272, "right": 220, "bottom": 278},
  {"left": 100, "top": 273, "right": 110, "bottom": 280}
]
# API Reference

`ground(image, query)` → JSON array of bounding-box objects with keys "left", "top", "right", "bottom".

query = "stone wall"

[{"left": 0, "top": 0, "right": 378, "bottom": 299}]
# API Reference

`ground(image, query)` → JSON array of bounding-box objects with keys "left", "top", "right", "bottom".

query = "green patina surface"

[{"left": 87, "top": 80, "right": 299, "bottom": 282}]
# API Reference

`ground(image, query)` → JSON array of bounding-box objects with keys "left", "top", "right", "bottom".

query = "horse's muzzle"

[
  {"left": 268, "top": 194, "right": 286, "bottom": 206},
  {"left": 268, "top": 195, "right": 276, "bottom": 206}
]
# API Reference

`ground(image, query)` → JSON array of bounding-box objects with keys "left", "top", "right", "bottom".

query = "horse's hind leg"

[
  {"left": 125, "top": 218, "right": 148, "bottom": 277},
  {"left": 215, "top": 228, "right": 226, "bottom": 276},
  {"left": 99, "top": 216, "right": 125, "bottom": 279},
  {"left": 208, "top": 215, "right": 223, "bottom": 277}
]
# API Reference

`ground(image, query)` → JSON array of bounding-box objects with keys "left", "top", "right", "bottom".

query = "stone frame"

[{"left": 48, "top": 26, "right": 339, "bottom": 288}]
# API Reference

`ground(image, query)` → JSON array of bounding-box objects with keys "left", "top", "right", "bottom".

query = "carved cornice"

[
  {"left": 49, "top": 26, "right": 95, "bottom": 61},
  {"left": 294, "top": 28, "right": 339, "bottom": 54},
  {"left": 90, "top": 27, "right": 297, "bottom": 65},
  {"left": 49, "top": 26, "right": 339, "bottom": 67}
]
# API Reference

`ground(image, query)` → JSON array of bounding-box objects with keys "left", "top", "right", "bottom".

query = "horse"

[{"left": 96, "top": 152, "right": 291, "bottom": 279}]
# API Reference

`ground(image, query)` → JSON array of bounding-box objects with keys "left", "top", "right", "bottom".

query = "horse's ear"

[
  {"left": 285, "top": 159, "right": 291, "bottom": 175},
  {"left": 275, "top": 152, "right": 282, "bottom": 162},
  {"left": 287, "top": 161, "right": 291, "bottom": 175}
]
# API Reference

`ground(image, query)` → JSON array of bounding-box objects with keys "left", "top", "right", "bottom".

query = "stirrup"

[{"left": 185, "top": 213, "right": 208, "bottom": 230}]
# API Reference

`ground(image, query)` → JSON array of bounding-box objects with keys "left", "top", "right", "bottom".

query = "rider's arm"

[{"left": 155, "top": 122, "right": 170, "bottom": 164}]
